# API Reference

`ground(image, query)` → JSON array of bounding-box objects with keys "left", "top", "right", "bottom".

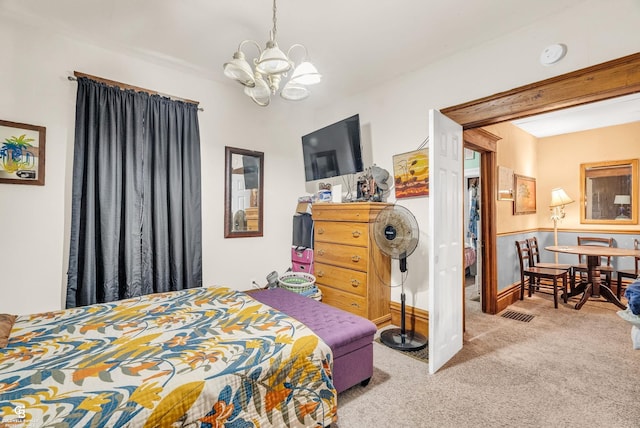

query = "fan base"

[{"left": 380, "top": 328, "right": 428, "bottom": 351}]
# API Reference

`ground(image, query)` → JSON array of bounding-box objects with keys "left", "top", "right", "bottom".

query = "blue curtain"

[{"left": 66, "top": 77, "right": 202, "bottom": 307}]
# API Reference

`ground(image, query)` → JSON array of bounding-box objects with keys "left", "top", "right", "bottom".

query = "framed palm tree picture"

[{"left": 0, "top": 120, "right": 46, "bottom": 185}]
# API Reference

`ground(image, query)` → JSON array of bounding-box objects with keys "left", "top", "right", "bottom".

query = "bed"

[
  {"left": 465, "top": 245, "right": 477, "bottom": 274},
  {"left": 0, "top": 286, "right": 337, "bottom": 427}
]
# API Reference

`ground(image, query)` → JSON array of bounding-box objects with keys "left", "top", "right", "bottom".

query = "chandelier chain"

[{"left": 271, "top": 0, "right": 278, "bottom": 41}]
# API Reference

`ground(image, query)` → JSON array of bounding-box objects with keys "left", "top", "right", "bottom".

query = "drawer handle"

[
  {"left": 317, "top": 270, "right": 324, "bottom": 277},
  {"left": 351, "top": 279, "right": 360, "bottom": 287},
  {"left": 318, "top": 249, "right": 326, "bottom": 256},
  {"left": 351, "top": 303, "right": 360, "bottom": 308},
  {"left": 351, "top": 255, "right": 361, "bottom": 262},
  {"left": 352, "top": 230, "right": 361, "bottom": 238},
  {"left": 317, "top": 227, "right": 325, "bottom": 235}
]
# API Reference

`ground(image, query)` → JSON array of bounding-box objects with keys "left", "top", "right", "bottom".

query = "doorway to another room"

[{"left": 464, "top": 150, "right": 482, "bottom": 315}]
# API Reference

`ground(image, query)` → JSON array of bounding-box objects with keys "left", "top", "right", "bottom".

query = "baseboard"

[
  {"left": 496, "top": 283, "right": 521, "bottom": 313},
  {"left": 389, "top": 301, "right": 429, "bottom": 338},
  {"left": 371, "top": 313, "right": 392, "bottom": 329}
]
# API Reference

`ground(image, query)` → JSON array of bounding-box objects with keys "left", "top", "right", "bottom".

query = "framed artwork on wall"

[
  {"left": 464, "top": 148, "right": 475, "bottom": 160},
  {"left": 0, "top": 120, "right": 46, "bottom": 185},
  {"left": 497, "top": 165, "right": 514, "bottom": 201},
  {"left": 392, "top": 148, "right": 429, "bottom": 199},
  {"left": 514, "top": 174, "right": 536, "bottom": 215}
]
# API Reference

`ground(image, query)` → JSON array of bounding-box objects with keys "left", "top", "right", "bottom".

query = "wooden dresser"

[
  {"left": 312, "top": 202, "right": 391, "bottom": 327},
  {"left": 244, "top": 207, "right": 259, "bottom": 231}
]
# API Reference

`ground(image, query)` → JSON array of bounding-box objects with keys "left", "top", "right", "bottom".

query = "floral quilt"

[{"left": 0, "top": 286, "right": 337, "bottom": 427}]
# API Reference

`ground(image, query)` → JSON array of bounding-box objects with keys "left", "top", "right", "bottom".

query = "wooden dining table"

[{"left": 546, "top": 245, "right": 640, "bottom": 310}]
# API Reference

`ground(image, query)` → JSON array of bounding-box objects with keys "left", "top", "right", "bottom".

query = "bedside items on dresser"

[{"left": 312, "top": 202, "right": 391, "bottom": 327}]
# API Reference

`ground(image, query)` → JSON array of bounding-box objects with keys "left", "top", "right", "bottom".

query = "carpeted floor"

[{"left": 335, "top": 289, "right": 640, "bottom": 427}]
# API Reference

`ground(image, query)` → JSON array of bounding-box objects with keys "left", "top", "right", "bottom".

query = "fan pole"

[
  {"left": 380, "top": 256, "right": 428, "bottom": 351},
  {"left": 400, "top": 291, "right": 407, "bottom": 340}
]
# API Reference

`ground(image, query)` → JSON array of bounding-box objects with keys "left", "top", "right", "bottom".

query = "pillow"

[{"left": 0, "top": 313, "right": 17, "bottom": 348}]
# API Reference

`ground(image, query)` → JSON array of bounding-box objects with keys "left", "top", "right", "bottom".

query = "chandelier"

[{"left": 223, "top": 0, "right": 321, "bottom": 106}]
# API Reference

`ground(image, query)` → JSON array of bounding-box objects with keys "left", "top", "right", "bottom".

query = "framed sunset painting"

[{"left": 393, "top": 149, "right": 429, "bottom": 199}]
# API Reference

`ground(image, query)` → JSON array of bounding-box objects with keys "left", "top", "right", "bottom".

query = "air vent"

[{"left": 501, "top": 310, "right": 535, "bottom": 323}]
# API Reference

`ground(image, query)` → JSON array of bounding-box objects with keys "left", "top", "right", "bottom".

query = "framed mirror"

[
  {"left": 224, "top": 146, "right": 264, "bottom": 238},
  {"left": 580, "top": 159, "right": 638, "bottom": 224}
]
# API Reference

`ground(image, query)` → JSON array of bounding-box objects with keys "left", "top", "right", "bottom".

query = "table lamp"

[
  {"left": 549, "top": 188, "right": 574, "bottom": 263},
  {"left": 614, "top": 194, "right": 630, "bottom": 219}
]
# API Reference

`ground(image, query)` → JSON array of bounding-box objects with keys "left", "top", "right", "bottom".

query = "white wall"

[
  {"left": 0, "top": 13, "right": 314, "bottom": 315},
  {"left": 310, "top": 0, "right": 640, "bottom": 310}
]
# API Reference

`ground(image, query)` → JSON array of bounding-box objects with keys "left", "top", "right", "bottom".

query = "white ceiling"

[
  {"left": 2, "top": 0, "right": 587, "bottom": 105},
  {"left": 512, "top": 92, "right": 640, "bottom": 137},
  {"left": 3, "top": 0, "right": 637, "bottom": 135}
]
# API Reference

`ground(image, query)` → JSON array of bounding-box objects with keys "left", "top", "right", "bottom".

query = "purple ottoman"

[{"left": 250, "top": 288, "right": 376, "bottom": 393}]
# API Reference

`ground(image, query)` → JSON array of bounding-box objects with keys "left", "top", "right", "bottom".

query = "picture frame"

[
  {"left": 0, "top": 119, "right": 46, "bottom": 185},
  {"left": 392, "top": 148, "right": 429, "bottom": 199},
  {"left": 513, "top": 174, "right": 536, "bottom": 215},
  {"left": 497, "top": 165, "right": 514, "bottom": 201}
]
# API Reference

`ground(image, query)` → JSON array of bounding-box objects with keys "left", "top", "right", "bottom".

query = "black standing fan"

[{"left": 373, "top": 205, "right": 427, "bottom": 351}]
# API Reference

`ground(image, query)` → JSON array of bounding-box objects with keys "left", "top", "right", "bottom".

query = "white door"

[{"left": 428, "top": 109, "right": 464, "bottom": 374}]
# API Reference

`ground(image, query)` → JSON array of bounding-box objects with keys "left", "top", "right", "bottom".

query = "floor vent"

[{"left": 501, "top": 310, "right": 535, "bottom": 323}]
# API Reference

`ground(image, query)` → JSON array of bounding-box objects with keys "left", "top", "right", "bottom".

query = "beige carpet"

[{"left": 335, "top": 289, "right": 640, "bottom": 427}]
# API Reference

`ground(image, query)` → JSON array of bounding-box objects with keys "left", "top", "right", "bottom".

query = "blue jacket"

[{"left": 625, "top": 281, "right": 640, "bottom": 315}]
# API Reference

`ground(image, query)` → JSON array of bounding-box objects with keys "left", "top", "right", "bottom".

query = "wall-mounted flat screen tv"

[{"left": 301, "top": 114, "right": 363, "bottom": 182}]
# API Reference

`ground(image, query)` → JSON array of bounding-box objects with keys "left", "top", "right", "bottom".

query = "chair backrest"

[
  {"left": 577, "top": 236, "right": 614, "bottom": 266},
  {"left": 527, "top": 237, "right": 542, "bottom": 266},
  {"left": 515, "top": 240, "right": 533, "bottom": 274}
]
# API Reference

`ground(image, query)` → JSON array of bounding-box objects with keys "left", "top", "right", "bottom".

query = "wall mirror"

[
  {"left": 580, "top": 159, "right": 638, "bottom": 224},
  {"left": 224, "top": 146, "right": 264, "bottom": 238}
]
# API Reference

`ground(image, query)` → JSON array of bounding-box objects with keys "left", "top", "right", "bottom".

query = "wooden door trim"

[{"left": 444, "top": 52, "right": 640, "bottom": 314}]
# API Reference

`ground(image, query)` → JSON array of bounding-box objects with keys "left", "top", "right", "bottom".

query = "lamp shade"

[
  {"left": 244, "top": 74, "right": 271, "bottom": 106},
  {"left": 290, "top": 61, "right": 322, "bottom": 85},
  {"left": 550, "top": 188, "right": 573, "bottom": 207},
  {"left": 614, "top": 194, "right": 631, "bottom": 205},
  {"left": 256, "top": 42, "right": 291, "bottom": 75},
  {"left": 223, "top": 52, "right": 256, "bottom": 87},
  {"left": 280, "top": 81, "right": 310, "bottom": 101}
]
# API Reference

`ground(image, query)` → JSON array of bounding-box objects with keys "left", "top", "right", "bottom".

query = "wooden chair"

[
  {"left": 527, "top": 237, "right": 572, "bottom": 270},
  {"left": 615, "top": 238, "right": 639, "bottom": 300},
  {"left": 573, "top": 237, "right": 614, "bottom": 287},
  {"left": 516, "top": 240, "right": 568, "bottom": 308}
]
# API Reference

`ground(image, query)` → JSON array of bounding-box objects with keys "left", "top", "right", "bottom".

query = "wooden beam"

[{"left": 442, "top": 52, "right": 640, "bottom": 129}]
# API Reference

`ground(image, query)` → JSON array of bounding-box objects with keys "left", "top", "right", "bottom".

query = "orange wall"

[
  {"left": 486, "top": 121, "right": 640, "bottom": 234},
  {"left": 485, "top": 122, "right": 539, "bottom": 234}
]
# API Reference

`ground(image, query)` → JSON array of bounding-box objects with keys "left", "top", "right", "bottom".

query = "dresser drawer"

[
  {"left": 314, "top": 242, "right": 368, "bottom": 272},
  {"left": 314, "top": 262, "right": 367, "bottom": 297},
  {"left": 318, "top": 285, "right": 367, "bottom": 318},
  {"left": 312, "top": 205, "right": 370, "bottom": 222},
  {"left": 314, "top": 221, "right": 369, "bottom": 246}
]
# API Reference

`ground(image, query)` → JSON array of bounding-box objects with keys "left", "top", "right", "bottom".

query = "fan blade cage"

[{"left": 373, "top": 205, "right": 420, "bottom": 259}]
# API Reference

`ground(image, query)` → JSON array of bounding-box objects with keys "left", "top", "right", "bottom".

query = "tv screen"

[{"left": 302, "top": 114, "right": 363, "bottom": 182}]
